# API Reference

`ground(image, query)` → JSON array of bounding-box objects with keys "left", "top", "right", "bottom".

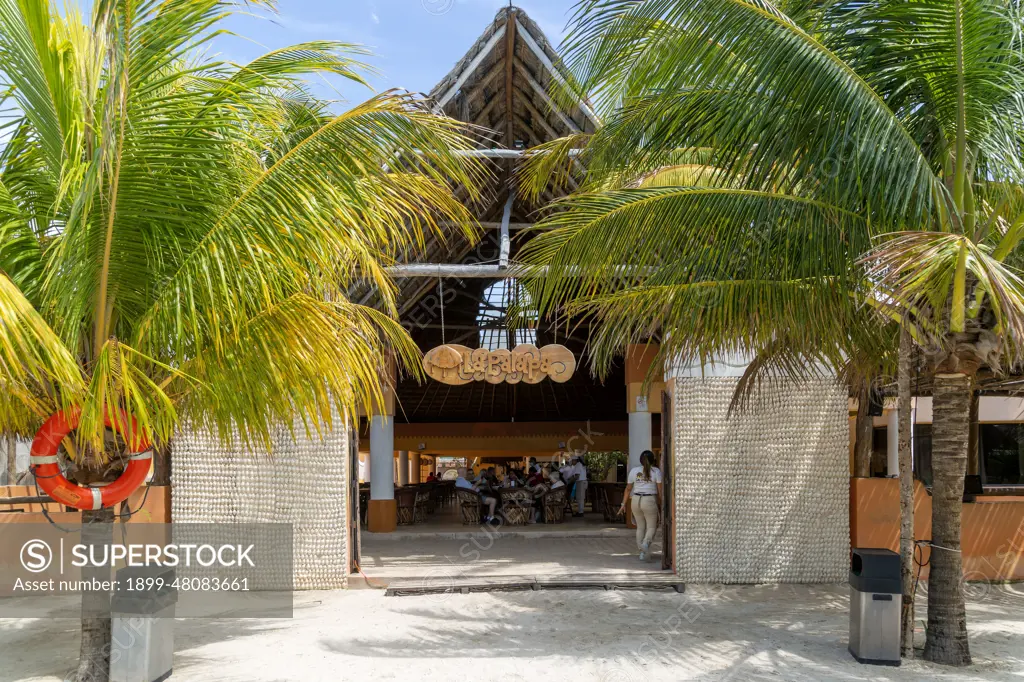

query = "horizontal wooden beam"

[
  {"left": 387, "top": 264, "right": 515, "bottom": 278},
  {"left": 0, "top": 495, "right": 55, "bottom": 505},
  {"left": 385, "top": 263, "right": 654, "bottom": 278},
  {"left": 412, "top": 148, "right": 583, "bottom": 159}
]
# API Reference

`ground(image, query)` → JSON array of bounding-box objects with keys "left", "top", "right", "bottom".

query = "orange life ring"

[{"left": 30, "top": 409, "right": 153, "bottom": 511}]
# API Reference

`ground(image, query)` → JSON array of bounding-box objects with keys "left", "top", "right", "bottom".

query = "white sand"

[{"left": 3, "top": 583, "right": 1023, "bottom": 681}]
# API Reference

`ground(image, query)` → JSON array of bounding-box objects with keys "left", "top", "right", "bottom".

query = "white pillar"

[
  {"left": 887, "top": 408, "right": 899, "bottom": 477},
  {"left": 369, "top": 415, "right": 394, "bottom": 501},
  {"left": 359, "top": 453, "right": 370, "bottom": 483},
  {"left": 410, "top": 453, "right": 421, "bottom": 483},
  {"left": 628, "top": 410, "right": 652, "bottom": 471},
  {"left": 397, "top": 450, "right": 409, "bottom": 487}
]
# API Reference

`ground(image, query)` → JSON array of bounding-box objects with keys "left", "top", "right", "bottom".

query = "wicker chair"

[
  {"left": 456, "top": 488, "right": 483, "bottom": 525},
  {"left": 426, "top": 482, "right": 440, "bottom": 513},
  {"left": 438, "top": 481, "right": 454, "bottom": 508},
  {"left": 500, "top": 489, "right": 534, "bottom": 526},
  {"left": 396, "top": 487, "right": 418, "bottom": 526},
  {"left": 542, "top": 486, "right": 568, "bottom": 524},
  {"left": 414, "top": 489, "right": 430, "bottom": 523},
  {"left": 601, "top": 484, "right": 627, "bottom": 523}
]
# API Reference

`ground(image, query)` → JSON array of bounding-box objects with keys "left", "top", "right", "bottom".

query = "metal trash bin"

[
  {"left": 110, "top": 566, "right": 177, "bottom": 682},
  {"left": 848, "top": 548, "right": 901, "bottom": 666}
]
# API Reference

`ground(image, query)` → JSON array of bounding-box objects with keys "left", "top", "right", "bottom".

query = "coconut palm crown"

[
  {"left": 517, "top": 0, "right": 1024, "bottom": 666},
  {"left": 0, "top": 0, "right": 484, "bottom": 459}
]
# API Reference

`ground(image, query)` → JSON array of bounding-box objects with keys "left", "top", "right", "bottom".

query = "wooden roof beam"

[
  {"left": 514, "top": 87, "right": 561, "bottom": 140},
  {"left": 464, "top": 60, "right": 505, "bottom": 103},
  {"left": 503, "top": 9, "right": 518, "bottom": 150},
  {"left": 471, "top": 94, "right": 502, "bottom": 129},
  {"left": 433, "top": 24, "right": 507, "bottom": 112},
  {"left": 513, "top": 56, "right": 581, "bottom": 135},
  {"left": 515, "top": 19, "right": 601, "bottom": 128}
]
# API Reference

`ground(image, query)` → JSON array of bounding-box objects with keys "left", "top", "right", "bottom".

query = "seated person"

[
  {"left": 488, "top": 467, "right": 508, "bottom": 493},
  {"left": 506, "top": 467, "right": 527, "bottom": 487},
  {"left": 526, "top": 464, "right": 545, "bottom": 486},
  {"left": 456, "top": 467, "right": 497, "bottom": 522},
  {"left": 530, "top": 471, "right": 566, "bottom": 522}
]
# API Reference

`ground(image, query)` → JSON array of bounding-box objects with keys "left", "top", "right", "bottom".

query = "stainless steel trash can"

[
  {"left": 849, "top": 548, "right": 901, "bottom": 666},
  {"left": 110, "top": 566, "right": 177, "bottom": 682}
]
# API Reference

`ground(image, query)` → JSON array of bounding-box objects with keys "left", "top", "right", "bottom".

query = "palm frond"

[
  {"left": 864, "top": 231, "right": 1024, "bottom": 365},
  {"left": 558, "top": 0, "right": 943, "bottom": 227},
  {"left": 0, "top": 273, "right": 84, "bottom": 425},
  {"left": 132, "top": 92, "right": 484, "bottom": 363},
  {"left": 170, "top": 295, "right": 420, "bottom": 452}
]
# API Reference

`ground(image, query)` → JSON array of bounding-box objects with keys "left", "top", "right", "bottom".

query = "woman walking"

[{"left": 619, "top": 450, "right": 663, "bottom": 561}]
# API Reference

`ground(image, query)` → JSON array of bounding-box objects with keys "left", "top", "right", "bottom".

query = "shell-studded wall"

[
  {"left": 172, "top": 415, "right": 350, "bottom": 590},
  {"left": 673, "top": 378, "right": 849, "bottom": 583}
]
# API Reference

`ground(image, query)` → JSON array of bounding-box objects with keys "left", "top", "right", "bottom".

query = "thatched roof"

[
  {"left": 428, "top": 6, "right": 598, "bottom": 147},
  {"left": 359, "top": 6, "right": 599, "bottom": 317}
]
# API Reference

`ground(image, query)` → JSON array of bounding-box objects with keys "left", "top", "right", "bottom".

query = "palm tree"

[
  {"left": 518, "top": 0, "right": 1024, "bottom": 666},
  {"left": 0, "top": 1, "right": 482, "bottom": 679}
]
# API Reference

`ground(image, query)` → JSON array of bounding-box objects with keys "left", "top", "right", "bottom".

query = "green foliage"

[
  {"left": 519, "top": 0, "right": 1024, "bottom": 380},
  {"left": 585, "top": 450, "right": 626, "bottom": 481},
  {"left": 0, "top": 0, "right": 484, "bottom": 456}
]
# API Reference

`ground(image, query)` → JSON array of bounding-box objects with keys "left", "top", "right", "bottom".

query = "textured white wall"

[
  {"left": 172, "top": 414, "right": 350, "bottom": 590},
  {"left": 673, "top": 378, "right": 849, "bottom": 583},
  {"left": 1, "top": 438, "right": 32, "bottom": 484}
]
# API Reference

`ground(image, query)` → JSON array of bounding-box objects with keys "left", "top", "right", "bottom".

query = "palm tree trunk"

[
  {"left": 854, "top": 382, "right": 873, "bottom": 477},
  {"left": 152, "top": 440, "right": 171, "bottom": 486},
  {"left": 967, "top": 391, "right": 979, "bottom": 476},
  {"left": 898, "top": 328, "right": 915, "bottom": 658},
  {"left": 923, "top": 372, "right": 972, "bottom": 666},
  {"left": 5, "top": 438, "right": 15, "bottom": 485},
  {"left": 76, "top": 506, "right": 115, "bottom": 682}
]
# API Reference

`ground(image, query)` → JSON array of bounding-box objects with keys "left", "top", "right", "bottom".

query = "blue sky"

[{"left": 214, "top": 1, "right": 580, "bottom": 110}]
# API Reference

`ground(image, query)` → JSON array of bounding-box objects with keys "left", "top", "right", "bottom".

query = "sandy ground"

[
  {"left": 359, "top": 534, "right": 667, "bottom": 580},
  {"left": 2, "top": 583, "right": 1023, "bottom": 681}
]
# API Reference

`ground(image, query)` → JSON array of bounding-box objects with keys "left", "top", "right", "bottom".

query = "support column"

[
  {"left": 397, "top": 451, "right": 409, "bottom": 487},
  {"left": 368, "top": 415, "right": 396, "bottom": 532},
  {"left": 626, "top": 344, "right": 662, "bottom": 531},
  {"left": 628, "top": 411, "right": 653, "bottom": 472},
  {"left": 887, "top": 409, "right": 899, "bottom": 477},
  {"left": 626, "top": 344, "right": 661, "bottom": 471},
  {"left": 368, "top": 366, "right": 397, "bottom": 533},
  {"left": 358, "top": 452, "right": 370, "bottom": 483},
  {"left": 410, "top": 453, "right": 422, "bottom": 483}
]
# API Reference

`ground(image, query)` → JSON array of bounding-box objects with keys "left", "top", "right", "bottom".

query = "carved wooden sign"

[{"left": 423, "top": 343, "right": 576, "bottom": 385}]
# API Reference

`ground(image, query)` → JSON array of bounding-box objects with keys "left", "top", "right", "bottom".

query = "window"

[
  {"left": 913, "top": 424, "right": 932, "bottom": 486},
  {"left": 871, "top": 427, "right": 890, "bottom": 477},
  {"left": 477, "top": 279, "right": 537, "bottom": 350},
  {"left": 912, "top": 423, "right": 1024, "bottom": 487},
  {"left": 980, "top": 424, "right": 1024, "bottom": 485}
]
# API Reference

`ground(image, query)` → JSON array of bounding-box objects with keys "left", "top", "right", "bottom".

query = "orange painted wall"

[
  {"left": 0, "top": 485, "right": 171, "bottom": 524},
  {"left": 850, "top": 478, "right": 1024, "bottom": 581}
]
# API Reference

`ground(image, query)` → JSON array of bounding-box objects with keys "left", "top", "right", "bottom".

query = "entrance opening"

[
  {"left": 351, "top": 7, "right": 677, "bottom": 590},
  {"left": 357, "top": 446, "right": 672, "bottom": 589}
]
